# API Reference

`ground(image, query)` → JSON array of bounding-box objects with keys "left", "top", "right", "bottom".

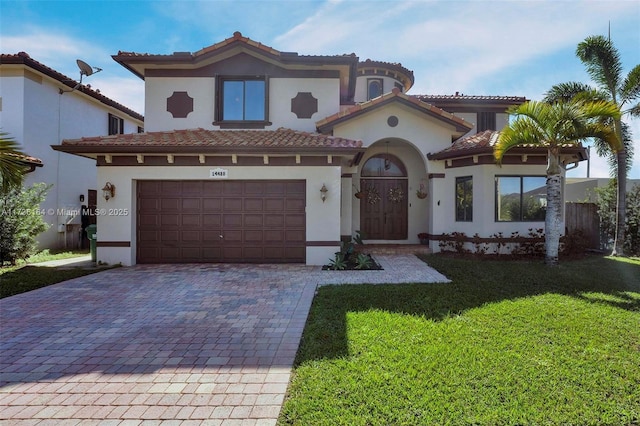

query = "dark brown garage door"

[{"left": 137, "top": 180, "right": 306, "bottom": 263}]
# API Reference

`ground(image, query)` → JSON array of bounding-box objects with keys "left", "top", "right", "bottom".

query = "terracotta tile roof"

[
  {"left": 6, "top": 152, "right": 43, "bottom": 166},
  {"left": 115, "top": 31, "right": 357, "bottom": 65},
  {"left": 56, "top": 128, "right": 363, "bottom": 154},
  {"left": 1, "top": 52, "right": 144, "bottom": 121},
  {"left": 427, "top": 130, "right": 499, "bottom": 159},
  {"left": 416, "top": 94, "right": 527, "bottom": 102},
  {"left": 317, "top": 88, "right": 473, "bottom": 133},
  {"left": 427, "top": 130, "right": 587, "bottom": 160}
]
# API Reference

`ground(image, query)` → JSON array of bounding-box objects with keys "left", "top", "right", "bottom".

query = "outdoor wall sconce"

[
  {"left": 79, "top": 194, "right": 85, "bottom": 203},
  {"left": 102, "top": 182, "right": 115, "bottom": 201},
  {"left": 320, "top": 184, "right": 328, "bottom": 203}
]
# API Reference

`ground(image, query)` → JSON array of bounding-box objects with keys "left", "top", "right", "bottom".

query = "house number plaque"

[{"left": 209, "top": 168, "right": 229, "bottom": 179}]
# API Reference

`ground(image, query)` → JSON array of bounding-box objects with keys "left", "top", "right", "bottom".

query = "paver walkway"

[{"left": 0, "top": 255, "right": 448, "bottom": 425}]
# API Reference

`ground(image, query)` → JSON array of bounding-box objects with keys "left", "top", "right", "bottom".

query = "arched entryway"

[{"left": 360, "top": 153, "right": 408, "bottom": 239}]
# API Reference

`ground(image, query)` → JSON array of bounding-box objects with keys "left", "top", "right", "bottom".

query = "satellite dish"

[
  {"left": 60, "top": 59, "right": 103, "bottom": 94},
  {"left": 76, "top": 59, "right": 102, "bottom": 77},
  {"left": 77, "top": 59, "right": 94, "bottom": 76}
]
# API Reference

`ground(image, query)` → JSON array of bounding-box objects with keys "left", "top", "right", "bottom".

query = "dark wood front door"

[
  {"left": 360, "top": 178, "right": 408, "bottom": 240},
  {"left": 136, "top": 180, "right": 306, "bottom": 263}
]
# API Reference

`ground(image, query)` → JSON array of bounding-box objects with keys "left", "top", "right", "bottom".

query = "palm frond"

[
  {"left": 0, "top": 131, "right": 28, "bottom": 193},
  {"left": 576, "top": 35, "right": 623, "bottom": 100},
  {"left": 543, "top": 82, "right": 595, "bottom": 103},
  {"left": 620, "top": 64, "right": 640, "bottom": 108}
]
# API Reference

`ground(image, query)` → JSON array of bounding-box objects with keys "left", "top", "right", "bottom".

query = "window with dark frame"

[
  {"left": 477, "top": 111, "right": 496, "bottom": 132},
  {"left": 216, "top": 77, "right": 268, "bottom": 127},
  {"left": 455, "top": 176, "right": 473, "bottom": 222},
  {"left": 108, "top": 113, "right": 124, "bottom": 135},
  {"left": 367, "top": 78, "right": 383, "bottom": 100},
  {"left": 495, "top": 176, "right": 547, "bottom": 222}
]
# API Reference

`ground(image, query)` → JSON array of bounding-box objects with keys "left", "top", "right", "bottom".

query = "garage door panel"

[
  {"left": 244, "top": 215, "right": 264, "bottom": 227},
  {"left": 181, "top": 214, "right": 201, "bottom": 227},
  {"left": 285, "top": 215, "right": 305, "bottom": 227},
  {"left": 202, "top": 231, "right": 222, "bottom": 242},
  {"left": 265, "top": 182, "right": 285, "bottom": 194},
  {"left": 181, "top": 231, "right": 201, "bottom": 242},
  {"left": 265, "top": 216, "right": 284, "bottom": 227},
  {"left": 223, "top": 230, "right": 243, "bottom": 242},
  {"left": 181, "top": 198, "right": 200, "bottom": 210},
  {"left": 244, "top": 198, "right": 263, "bottom": 211},
  {"left": 265, "top": 199, "right": 284, "bottom": 211},
  {"left": 285, "top": 230, "right": 305, "bottom": 242},
  {"left": 264, "top": 230, "right": 285, "bottom": 242},
  {"left": 244, "top": 230, "right": 263, "bottom": 242},
  {"left": 223, "top": 214, "right": 243, "bottom": 228},
  {"left": 203, "top": 214, "right": 222, "bottom": 227},
  {"left": 161, "top": 198, "right": 180, "bottom": 211},
  {"left": 161, "top": 230, "right": 179, "bottom": 242},
  {"left": 202, "top": 181, "right": 223, "bottom": 195},
  {"left": 161, "top": 214, "right": 179, "bottom": 226},
  {"left": 244, "top": 181, "right": 264, "bottom": 194},
  {"left": 137, "top": 180, "right": 305, "bottom": 263},
  {"left": 223, "top": 198, "right": 243, "bottom": 211},
  {"left": 203, "top": 198, "right": 222, "bottom": 211}
]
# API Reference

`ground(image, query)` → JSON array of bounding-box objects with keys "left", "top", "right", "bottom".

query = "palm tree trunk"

[
  {"left": 545, "top": 152, "right": 563, "bottom": 266},
  {"left": 612, "top": 148, "right": 626, "bottom": 256}
]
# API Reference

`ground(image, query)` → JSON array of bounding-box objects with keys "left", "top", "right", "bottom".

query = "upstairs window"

[
  {"left": 477, "top": 111, "right": 496, "bottom": 132},
  {"left": 367, "top": 78, "right": 383, "bottom": 100},
  {"left": 216, "top": 77, "right": 269, "bottom": 128},
  {"left": 108, "top": 114, "right": 124, "bottom": 135}
]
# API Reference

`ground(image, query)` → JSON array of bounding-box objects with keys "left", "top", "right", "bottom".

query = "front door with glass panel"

[{"left": 360, "top": 154, "right": 408, "bottom": 240}]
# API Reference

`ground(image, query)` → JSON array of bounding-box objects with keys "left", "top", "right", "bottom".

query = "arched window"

[
  {"left": 361, "top": 154, "right": 407, "bottom": 177},
  {"left": 367, "top": 78, "right": 383, "bottom": 100}
]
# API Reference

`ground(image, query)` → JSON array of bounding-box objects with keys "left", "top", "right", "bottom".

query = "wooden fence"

[{"left": 565, "top": 202, "right": 600, "bottom": 249}]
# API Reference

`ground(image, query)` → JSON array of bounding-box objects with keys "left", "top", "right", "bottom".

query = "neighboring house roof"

[
  {"left": 316, "top": 87, "right": 473, "bottom": 134},
  {"left": 4, "top": 152, "right": 44, "bottom": 173},
  {"left": 415, "top": 93, "right": 527, "bottom": 112},
  {"left": 357, "top": 59, "right": 415, "bottom": 92},
  {"left": 53, "top": 128, "right": 364, "bottom": 155},
  {"left": 0, "top": 52, "right": 144, "bottom": 122},
  {"left": 427, "top": 130, "right": 588, "bottom": 161}
]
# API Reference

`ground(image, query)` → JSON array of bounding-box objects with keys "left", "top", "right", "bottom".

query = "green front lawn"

[
  {"left": 1, "top": 249, "right": 113, "bottom": 299},
  {"left": 279, "top": 255, "right": 640, "bottom": 425}
]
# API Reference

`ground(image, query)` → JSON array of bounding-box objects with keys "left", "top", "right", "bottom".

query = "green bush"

[
  {"left": 596, "top": 180, "right": 640, "bottom": 256},
  {"left": 0, "top": 183, "right": 50, "bottom": 265}
]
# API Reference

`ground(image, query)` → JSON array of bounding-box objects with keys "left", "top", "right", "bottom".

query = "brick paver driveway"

[
  {"left": 1, "top": 256, "right": 449, "bottom": 424},
  {"left": 1, "top": 264, "right": 318, "bottom": 425}
]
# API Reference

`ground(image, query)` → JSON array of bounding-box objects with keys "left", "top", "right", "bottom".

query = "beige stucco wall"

[
  {"left": 95, "top": 164, "right": 342, "bottom": 266},
  {"left": 144, "top": 76, "right": 339, "bottom": 133},
  {"left": 428, "top": 163, "right": 552, "bottom": 252}
]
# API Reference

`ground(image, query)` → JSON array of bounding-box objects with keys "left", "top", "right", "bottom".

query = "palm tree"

[
  {"left": 495, "top": 99, "right": 621, "bottom": 266},
  {"left": 0, "top": 132, "right": 28, "bottom": 193},
  {"left": 544, "top": 35, "right": 640, "bottom": 256}
]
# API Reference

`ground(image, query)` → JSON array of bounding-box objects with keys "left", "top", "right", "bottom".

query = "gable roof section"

[
  {"left": 53, "top": 128, "right": 364, "bottom": 155},
  {"left": 427, "top": 130, "right": 588, "bottom": 161},
  {"left": 113, "top": 31, "right": 359, "bottom": 104},
  {"left": 1, "top": 52, "right": 144, "bottom": 122},
  {"left": 316, "top": 87, "right": 473, "bottom": 134}
]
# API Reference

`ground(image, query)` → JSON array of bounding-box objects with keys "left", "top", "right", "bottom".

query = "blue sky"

[{"left": 2, "top": 0, "right": 639, "bottom": 178}]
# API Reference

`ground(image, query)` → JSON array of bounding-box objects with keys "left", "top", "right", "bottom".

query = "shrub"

[
  {"left": 0, "top": 183, "right": 50, "bottom": 265},
  {"left": 595, "top": 180, "right": 640, "bottom": 256}
]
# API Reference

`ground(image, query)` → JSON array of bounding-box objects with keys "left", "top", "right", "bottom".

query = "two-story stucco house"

[
  {"left": 54, "top": 32, "right": 586, "bottom": 266},
  {"left": 0, "top": 52, "right": 144, "bottom": 249}
]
